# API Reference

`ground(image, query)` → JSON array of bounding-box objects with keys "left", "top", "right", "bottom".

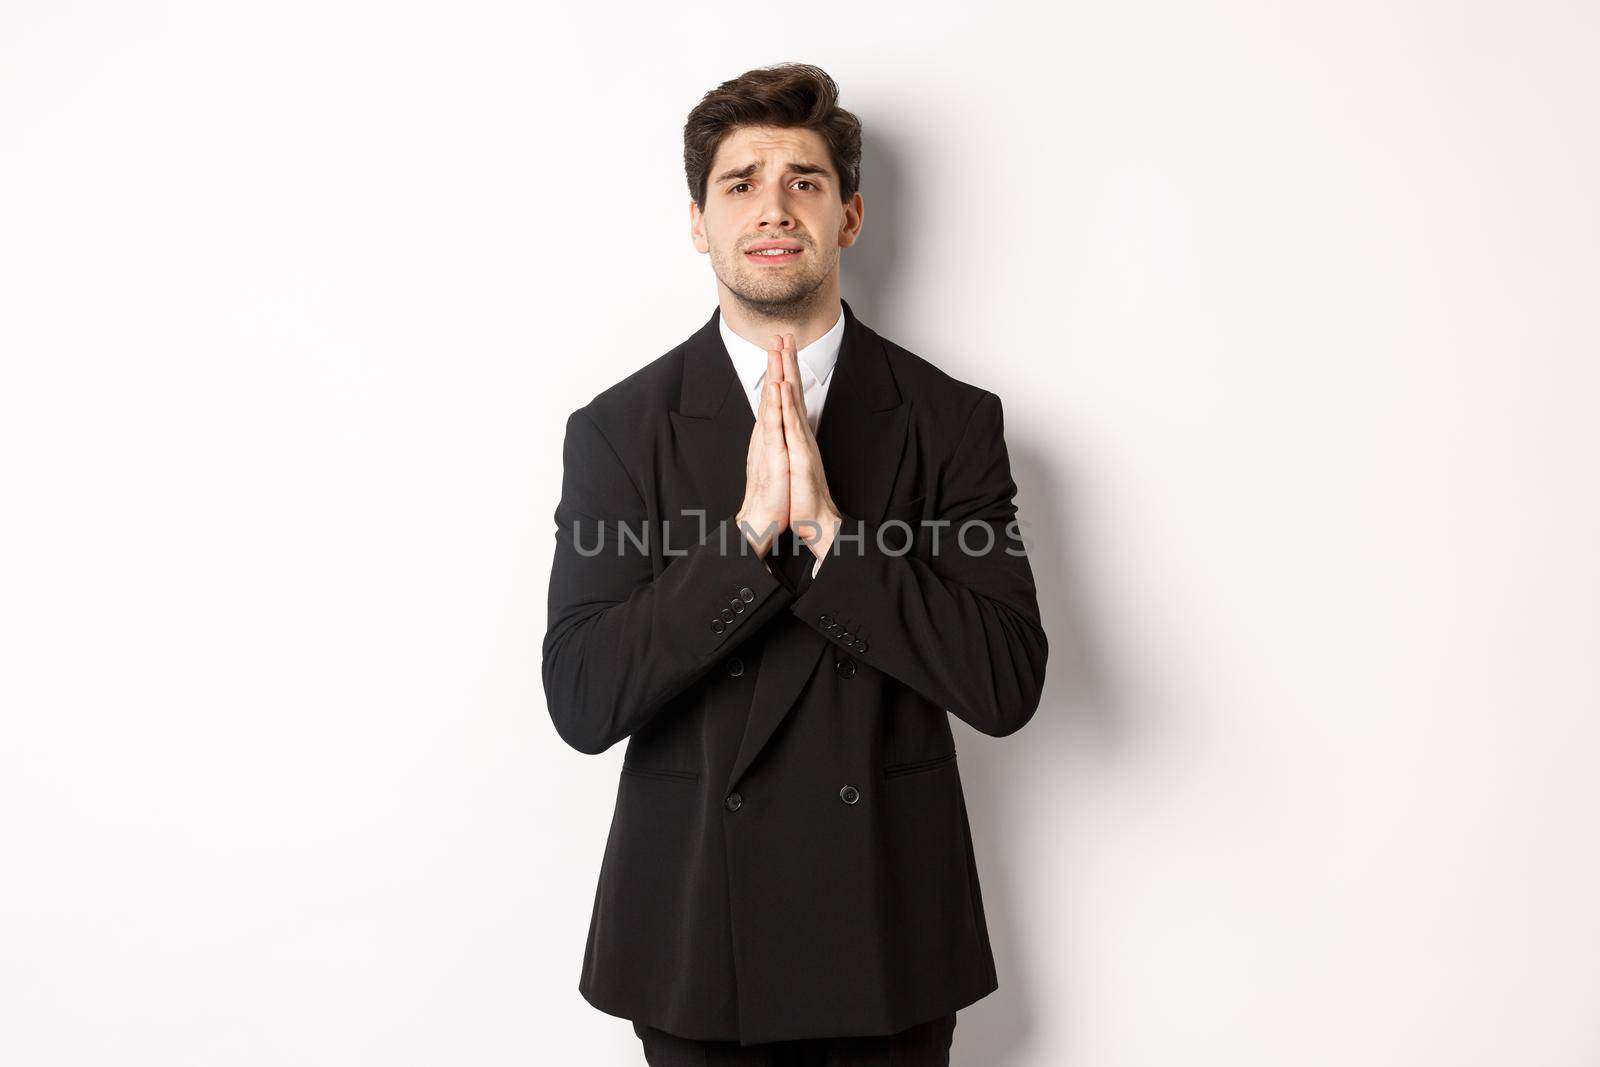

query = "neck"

[{"left": 717, "top": 279, "right": 842, "bottom": 352}]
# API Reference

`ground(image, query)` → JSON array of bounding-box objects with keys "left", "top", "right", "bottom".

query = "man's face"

[{"left": 690, "top": 125, "right": 863, "bottom": 313}]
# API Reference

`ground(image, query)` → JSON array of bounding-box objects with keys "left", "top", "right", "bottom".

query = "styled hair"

[{"left": 683, "top": 62, "right": 863, "bottom": 210}]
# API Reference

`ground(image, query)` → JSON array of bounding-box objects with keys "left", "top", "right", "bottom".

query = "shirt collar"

[{"left": 718, "top": 301, "right": 845, "bottom": 397}]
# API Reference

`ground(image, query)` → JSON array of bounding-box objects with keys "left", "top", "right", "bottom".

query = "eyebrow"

[{"left": 712, "top": 160, "right": 831, "bottom": 185}]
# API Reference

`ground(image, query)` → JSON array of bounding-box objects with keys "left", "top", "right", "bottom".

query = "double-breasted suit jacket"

[{"left": 542, "top": 298, "right": 1049, "bottom": 1046}]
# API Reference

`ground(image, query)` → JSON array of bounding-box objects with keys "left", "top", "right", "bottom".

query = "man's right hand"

[{"left": 735, "top": 342, "right": 790, "bottom": 557}]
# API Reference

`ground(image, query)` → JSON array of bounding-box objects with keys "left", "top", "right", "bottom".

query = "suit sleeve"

[
  {"left": 791, "top": 391, "right": 1048, "bottom": 737},
  {"left": 542, "top": 408, "right": 793, "bottom": 755}
]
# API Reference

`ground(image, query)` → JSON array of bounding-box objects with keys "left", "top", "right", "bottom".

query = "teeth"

[{"left": 750, "top": 248, "right": 797, "bottom": 255}]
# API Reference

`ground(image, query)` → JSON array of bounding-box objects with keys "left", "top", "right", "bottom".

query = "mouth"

[{"left": 744, "top": 242, "right": 804, "bottom": 265}]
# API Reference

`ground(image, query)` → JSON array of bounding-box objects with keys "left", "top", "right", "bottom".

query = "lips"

[{"left": 745, "top": 242, "right": 803, "bottom": 263}]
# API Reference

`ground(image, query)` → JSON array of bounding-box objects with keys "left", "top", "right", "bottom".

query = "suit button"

[
  {"left": 835, "top": 658, "right": 856, "bottom": 678},
  {"left": 725, "top": 793, "right": 743, "bottom": 811},
  {"left": 839, "top": 785, "right": 859, "bottom": 805},
  {"left": 854, "top": 639, "right": 868, "bottom": 653},
  {"left": 711, "top": 619, "right": 725, "bottom": 634},
  {"left": 819, "top": 613, "right": 833, "bottom": 627},
  {"left": 739, "top": 587, "right": 755, "bottom": 603},
  {"left": 726, "top": 656, "right": 745, "bottom": 677},
  {"left": 731, "top": 597, "right": 745, "bottom": 614},
  {"left": 720, "top": 607, "right": 735, "bottom": 623}
]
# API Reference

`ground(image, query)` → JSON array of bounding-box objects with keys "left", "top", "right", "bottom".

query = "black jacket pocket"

[
  {"left": 620, "top": 763, "right": 700, "bottom": 784},
  {"left": 881, "top": 751, "right": 957, "bottom": 778}
]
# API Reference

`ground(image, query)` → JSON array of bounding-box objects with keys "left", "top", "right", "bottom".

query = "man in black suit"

[{"left": 542, "top": 62, "right": 1048, "bottom": 1065}]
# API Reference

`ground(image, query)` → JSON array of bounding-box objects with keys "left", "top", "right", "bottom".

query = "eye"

[
  {"left": 794, "top": 180, "right": 816, "bottom": 191},
  {"left": 729, "top": 182, "right": 751, "bottom": 194}
]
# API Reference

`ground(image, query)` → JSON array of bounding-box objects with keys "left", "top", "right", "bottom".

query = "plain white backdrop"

[{"left": 3, "top": 2, "right": 1597, "bottom": 1064}]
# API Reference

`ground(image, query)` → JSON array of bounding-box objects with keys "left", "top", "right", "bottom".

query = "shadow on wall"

[{"left": 839, "top": 127, "right": 911, "bottom": 324}]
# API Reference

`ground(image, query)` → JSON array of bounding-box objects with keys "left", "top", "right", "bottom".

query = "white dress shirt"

[{"left": 719, "top": 302, "right": 846, "bottom": 579}]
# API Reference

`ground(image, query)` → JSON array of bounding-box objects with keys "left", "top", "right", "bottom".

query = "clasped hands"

[{"left": 734, "top": 332, "right": 843, "bottom": 566}]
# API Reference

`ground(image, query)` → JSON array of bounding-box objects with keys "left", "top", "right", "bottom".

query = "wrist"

[
  {"left": 801, "top": 508, "right": 842, "bottom": 559},
  {"left": 735, "top": 510, "right": 778, "bottom": 557}
]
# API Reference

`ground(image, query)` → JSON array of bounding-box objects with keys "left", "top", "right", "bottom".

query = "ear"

[
  {"left": 689, "top": 200, "right": 710, "bottom": 254},
  {"left": 836, "top": 191, "right": 865, "bottom": 249}
]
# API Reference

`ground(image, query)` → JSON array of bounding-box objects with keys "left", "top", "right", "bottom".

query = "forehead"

[{"left": 710, "top": 125, "right": 834, "bottom": 173}]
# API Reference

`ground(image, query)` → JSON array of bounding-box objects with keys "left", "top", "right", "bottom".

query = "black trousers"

[{"left": 633, "top": 1013, "right": 958, "bottom": 1066}]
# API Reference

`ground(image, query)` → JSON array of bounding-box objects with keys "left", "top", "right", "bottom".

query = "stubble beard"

[{"left": 715, "top": 243, "right": 836, "bottom": 324}]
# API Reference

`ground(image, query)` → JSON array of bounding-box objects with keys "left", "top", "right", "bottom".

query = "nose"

[{"left": 756, "top": 186, "right": 796, "bottom": 231}]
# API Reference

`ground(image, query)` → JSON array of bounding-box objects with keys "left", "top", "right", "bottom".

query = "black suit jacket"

[{"left": 542, "top": 298, "right": 1048, "bottom": 1045}]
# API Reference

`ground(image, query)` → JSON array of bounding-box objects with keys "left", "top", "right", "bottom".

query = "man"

[{"left": 542, "top": 63, "right": 1048, "bottom": 1065}]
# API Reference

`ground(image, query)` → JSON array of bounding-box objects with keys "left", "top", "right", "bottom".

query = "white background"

[{"left": 3, "top": 2, "right": 1597, "bottom": 1064}]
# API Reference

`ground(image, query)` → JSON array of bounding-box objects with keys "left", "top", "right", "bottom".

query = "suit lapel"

[
  {"left": 667, "top": 307, "right": 752, "bottom": 525},
  {"left": 811, "top": 300, "right": 912, "bottom": 527}
]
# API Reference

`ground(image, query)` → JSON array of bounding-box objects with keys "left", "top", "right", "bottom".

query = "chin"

[{"left": 731, "top": 274, "right": 810, "bottom": 303}]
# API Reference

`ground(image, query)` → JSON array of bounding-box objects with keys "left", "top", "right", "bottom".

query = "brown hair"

[{"left": 683, "top": 63, "right": 863, "bottom": 211}]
